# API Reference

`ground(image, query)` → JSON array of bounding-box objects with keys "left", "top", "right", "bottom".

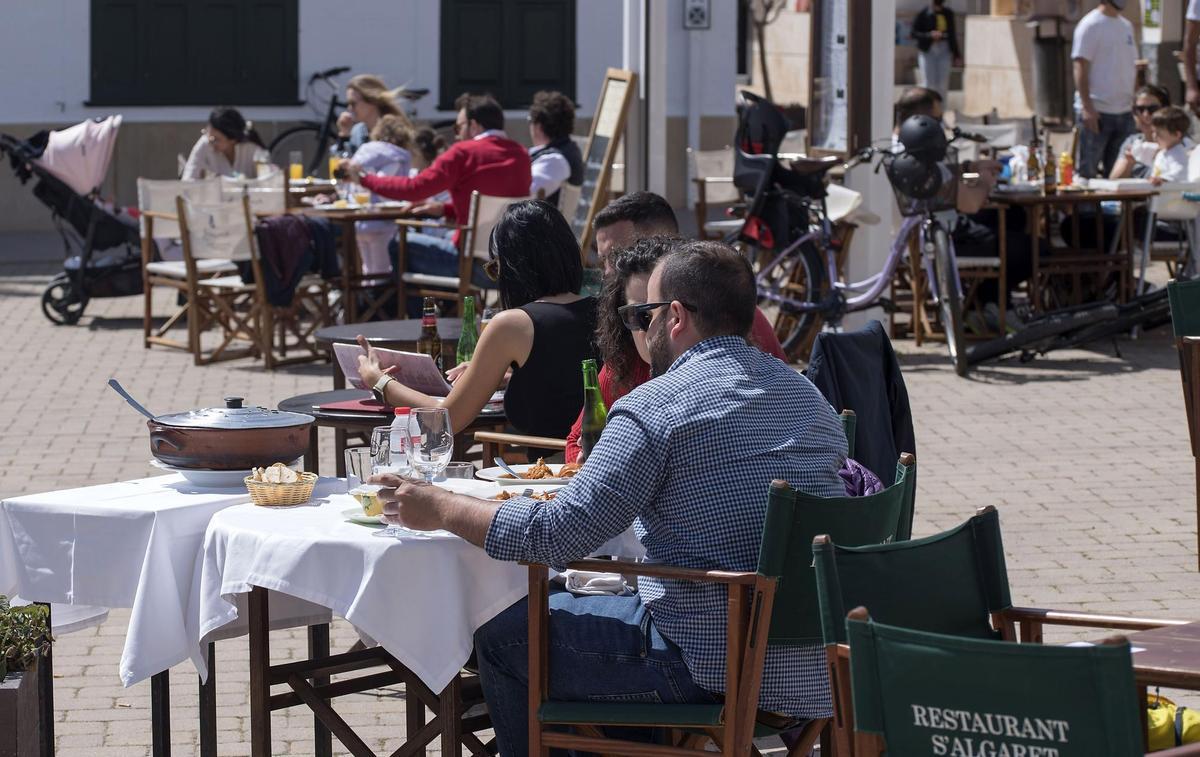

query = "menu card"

[{"left": 333, "top": 343, "right": 452, "bottom": 396}]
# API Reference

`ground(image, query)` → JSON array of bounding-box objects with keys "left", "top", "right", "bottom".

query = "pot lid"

[{"left": 155, "top": 396, "right": 313, "bottom": 429}]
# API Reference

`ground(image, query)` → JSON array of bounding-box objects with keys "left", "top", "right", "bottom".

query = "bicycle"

[{"left": 267, "top": 67, "right": 431, "bottom": 175}]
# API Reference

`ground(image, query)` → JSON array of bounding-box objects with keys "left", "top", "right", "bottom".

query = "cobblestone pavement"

[{"left": 2, "top": 257, "right": 1198, "bottom": 755}]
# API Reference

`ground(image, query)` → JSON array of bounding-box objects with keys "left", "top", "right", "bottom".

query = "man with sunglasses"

[
  {"left": 371, "top": 240, "right": 847, "bottom": 754},
  {"left": 1072, "top": 0, "right": 1137, "bottom": 179}
]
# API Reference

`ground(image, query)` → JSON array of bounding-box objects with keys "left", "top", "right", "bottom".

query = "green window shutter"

[
  {"left": 90, "top": 0, "right": 297, "bottom": 106},
  {"left": 440, "top": 0, "right": 576, "bottom": 111}
]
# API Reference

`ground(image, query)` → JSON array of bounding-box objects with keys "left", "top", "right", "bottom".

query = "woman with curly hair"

[{"left": 563, "top": 236, "right": 784, "bottom": 462}]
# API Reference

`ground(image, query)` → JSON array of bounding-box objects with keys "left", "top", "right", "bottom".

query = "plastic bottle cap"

[{"left": 394, "top": 407, "right": 411, "bottom": 415}]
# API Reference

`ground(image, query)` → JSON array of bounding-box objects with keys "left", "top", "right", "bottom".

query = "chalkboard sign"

[
  {"left": 571, "top": 68, "right": 637, "bottom": 255},
  {"left": 807, "top": 0, "right": 871, "bottom": 157}
]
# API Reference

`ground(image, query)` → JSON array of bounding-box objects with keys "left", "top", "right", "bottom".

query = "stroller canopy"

[{"left": 34, "top": 116, "right": 122, "bottom": 196}]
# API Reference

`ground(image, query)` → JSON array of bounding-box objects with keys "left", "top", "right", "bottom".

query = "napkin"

[{"left": 560, "top": 569, "right": 629, "bottom": 596}]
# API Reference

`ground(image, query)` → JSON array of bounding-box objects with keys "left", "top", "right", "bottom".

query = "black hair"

[
  {"left": 412, "top": 127, "right": 447, "bottom": 164},
  {"left": 596, "top": 235, "right": 683, "bottom": 387},
  {"left": 208, "top": 106, "right": 265, "bottom": 148},
  {"left": 490, "top": 199, "right": 583, "bottom": 309},
  {"left": 529, "top": 91, "right": 576, "bottom": 141},
  {"left": 593, "top": 191, "right": 679, "bottom": 234},
  {"left": 894, "top": 87, "right": 943, "bottom": 128},
  {"left": 455, "top": 92, "right": 506, "bottom": 132},
  {"left": 656, "top": 241, "right": 755, "bottom": 340},
  {"left": 1137, "top": 83, "right": 1171, "bottom": 107}
]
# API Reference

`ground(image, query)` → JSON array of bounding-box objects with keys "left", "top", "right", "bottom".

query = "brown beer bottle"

[{"left": 417, "top": 297, "right": 443, "bottom": 372}]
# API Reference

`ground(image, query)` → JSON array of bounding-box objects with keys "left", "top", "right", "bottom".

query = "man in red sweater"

[{"left": 343, "top": 93, "right": 531, "bottom": 304}]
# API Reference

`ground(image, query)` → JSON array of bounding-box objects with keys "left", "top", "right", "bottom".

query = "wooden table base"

[{"left": 246, "top": 586, "right": 492, "bottom": 757}]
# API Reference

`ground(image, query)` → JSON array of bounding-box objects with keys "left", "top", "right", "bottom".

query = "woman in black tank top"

[{"left": 358, "top": 199, "right": 598, "bottom": 440}]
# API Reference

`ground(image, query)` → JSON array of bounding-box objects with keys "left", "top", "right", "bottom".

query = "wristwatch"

[{"left": 372, "top": 373, "right": 395, "bottom": 404}]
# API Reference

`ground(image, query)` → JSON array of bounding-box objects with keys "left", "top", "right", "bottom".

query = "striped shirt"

[{"left": 485, "top": 335, "right": 847, "bottom": 718}]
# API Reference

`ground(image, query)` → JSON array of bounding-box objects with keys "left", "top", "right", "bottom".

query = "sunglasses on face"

[
  {"left": 1135, "top": 105, "right": 1160, "bottom": 115},
  {"left": 618, "top": 301, "right": 697, "bottom": 332}
]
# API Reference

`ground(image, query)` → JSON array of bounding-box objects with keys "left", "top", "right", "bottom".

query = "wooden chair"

[
  {"left": 556, "top": 181, "right": 582, "bottom": 220},
  {"left": 1168, "top": 278, "right": 1200, "bottom": 571},
  {"left": 526, "top": 460, "right": 916, "bottom": 756},
  {"left": 396, "top": 191, "right": 532, "bottom": 315},
  {"left": 688, "top": 147, "right": 744, "bottom": 240},
  {"left": 177, "top": 195, "right": 331, "bottom": 368},
  {"left": 813, "top": 506, "right": 1190, "bottom": 756},
  {"left": 844, "top": 608, "right": 1200, "bottom": 756},
  {"left": 137, "top": 177, "right": 225, "bottom": 353}
]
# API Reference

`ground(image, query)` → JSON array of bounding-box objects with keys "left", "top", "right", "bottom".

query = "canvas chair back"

[
  {"left": 814, "top": 508, "right": 1012, "bottom": 646},
  {"left": 464, "top": 192, "right": 534, "bottom": 262},
  {"left": 846, "top": 614, "right": 1142, "bottom": 756},
  {"left": 179, "top": 196, "right": 254, "bottom": 262},
  {"left": 557, "top": 181, "right": 582, "bottom": 219},
  {"left": 756, "top": 459, "right": 912, "bottom": 645},
  {"left": 221, "top": 172, "right": 287, "bottom": 215},
  {"left": 688, "top": 147, "right": 740, "bottom": 204},
  {"left": 137, "top": 177, "right": 221, "bottom": 239}
]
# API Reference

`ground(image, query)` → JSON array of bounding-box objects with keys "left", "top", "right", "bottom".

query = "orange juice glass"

[
  {"left": 329, "top": 156, "right": 341, "bottom": 180},
  {"left": 289, "top": 163, "right": 304, "bottom": 180}
]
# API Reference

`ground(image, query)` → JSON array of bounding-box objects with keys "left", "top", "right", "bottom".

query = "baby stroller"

[{"left": 0, "top": 116, "right": 142, "bottom": 325}]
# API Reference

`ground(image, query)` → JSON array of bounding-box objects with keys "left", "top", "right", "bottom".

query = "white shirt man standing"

[
  {"left": 1184, "top": 0, "right": 1200, "bottom": 114},
  {"left": 1072, "top": 0, "right": 1137, "bottom": 178}
]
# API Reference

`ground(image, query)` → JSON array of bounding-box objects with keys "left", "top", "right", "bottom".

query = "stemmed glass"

[{"left": 408, "top": 407, "right": 454, "bottom": 483}]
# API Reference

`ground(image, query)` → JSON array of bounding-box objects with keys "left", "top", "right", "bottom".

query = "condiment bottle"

[{"left": 417, "top": 297, "right": 443, "bottom": 372}]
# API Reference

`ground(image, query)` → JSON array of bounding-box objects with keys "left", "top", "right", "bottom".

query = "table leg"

[
  {"left": 249, "top": 587, "right": 272, "bottom": 757},
  {"left": 330, "top": 347, "right": 345, "bottom": 391},
  {"left": 199, "top": 642, "right": 217, "bottom": 757},
  {"left": 1030, "top": 205, "right": 1042, "bottom": 312},
  {"left": 406, "top": 672, "right": 427, "bottom": 757},
  {"left": 997, "top": 205, "right": 1007, "bottom": 335},
  {"left": 151, "top": 671, "right": 171, "bottom": 757},
  {"left": 35, "top": 603, "right": 53, "bottom": 757},
  {"left": 1138, "top": 683, "right": 1149, "bottom": 750},
  {"left": 342, "top": 219, "right": 358, "bottom": 324},
  {"left": 308, "top": 624, "right": 332, "bottom": 757},
  {"left": 335, "top": 428, "right": 348, "bottom": 478},
  {"left": 306, "top": 425, "right": 320, "bottom": 477},
  {"left": 439, "top": 675, "right": 462, "bottom": 757}
]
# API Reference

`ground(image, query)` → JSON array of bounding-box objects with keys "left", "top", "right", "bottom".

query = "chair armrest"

[
  {"left": 141, "top": 209, "right": 178, "bottom": 221},
  {"left": 538, "top": 558, "right": 761, "bottom": 586},
  {"left": 474, "top": 431, "right": 566, "bottom": 450},
  {"left": 1003, "top": 606, "right": 1189, "bottom": 632}
]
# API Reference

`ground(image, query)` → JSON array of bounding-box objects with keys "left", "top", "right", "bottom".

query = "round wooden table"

[
  {"left": 278, "top": 388, "right": 503, "bottom": 476},
  {"left": 315, "top": 319, "right": 464, "bottom": 389}
]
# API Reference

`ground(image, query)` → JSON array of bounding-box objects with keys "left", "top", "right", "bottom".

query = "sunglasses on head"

[
  {"left": 618, "top": 301, "right": 697, "bottom": 332},
  {"left": 1135, "top": 104, "right": 1161, "bottom": 115}
]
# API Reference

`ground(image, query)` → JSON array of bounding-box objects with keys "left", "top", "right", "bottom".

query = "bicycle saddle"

[
  {"left": 397, "top": 88, "right": 430, "bottom": 100},
  {"left": 786, "top": 155, "right": 841, "bottom": 176}
]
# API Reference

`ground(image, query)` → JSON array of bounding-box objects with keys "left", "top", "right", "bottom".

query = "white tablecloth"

[
  {"left": 192, "top": 477, "right": 529, "bottom": 693},
  {"left": 0, "top": 474, "right": 330, "bottom": 686}
]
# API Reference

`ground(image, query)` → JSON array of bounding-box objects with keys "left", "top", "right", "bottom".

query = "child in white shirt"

[{"left": 1150, "top": 105, "right": 1192, "bottom": 185}]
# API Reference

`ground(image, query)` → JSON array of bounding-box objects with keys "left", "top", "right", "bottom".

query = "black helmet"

[
  {"left": 897, "top": 114, "right": 947, "bottom": 162},
  {"left": 887, "top": 152, "right": 944, "bottom": 200}
]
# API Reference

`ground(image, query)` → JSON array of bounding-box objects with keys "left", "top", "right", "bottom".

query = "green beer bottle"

[
  {"left": 578, "top": 358, "right": 607, "bottom": 462},
  {"left": 457, "top": 296, "right": 479, "bottom": 364}
]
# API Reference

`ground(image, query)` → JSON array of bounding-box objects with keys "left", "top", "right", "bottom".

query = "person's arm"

[
  {"left": 181, "top": 137, "right": 208, "bottom": 180},
  {"left": 357, "top": 308, "right": 534, "bottom": 433},
  {"left": 1187, "top": 20, "right": 1200, "bottom": 114},
  {"left": 947, "top": 8, "right": 962, "bottom": 62},
  {"left": 750, "top": 307, "right": 787, "bottom": 361},
  {"left": 1073, "top": 58, "right": 1099, "bottom": 133},
  {"left": 910, "top": 9, "right": 933, "bottom": 42},
  {"left": 1109, "top": 135, "right": 1136, "bottom": 179},
  {"left": 564, "top": 410, "right": 584, "bottom": 463},
  {"left": 529, "top": 152, "right": 571, "bottom": 200},
  {"left": 356, "top": 145, "right": 461, "bottom": 204}
]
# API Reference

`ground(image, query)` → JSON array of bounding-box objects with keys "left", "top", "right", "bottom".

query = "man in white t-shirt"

[
  {"left": 1072, "top": 0, "right": 1137, "bottom": 178},
  {"left": 1185, "top": 0, "right": 1200, "bottom": 114}
]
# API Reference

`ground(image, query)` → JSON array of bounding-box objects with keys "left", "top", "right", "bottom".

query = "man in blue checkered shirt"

[{"left": 377, "top": 241, "right": 847, "bottom": 754}]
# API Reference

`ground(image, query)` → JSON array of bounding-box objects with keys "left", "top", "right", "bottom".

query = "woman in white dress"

[
  {"left": 351, "top": 115, "right": 413, "bottom": 276},
  {"left": 181, "top": 107, "right": 269, "bottom": 180}
]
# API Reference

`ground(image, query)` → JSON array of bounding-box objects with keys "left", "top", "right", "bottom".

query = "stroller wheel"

[{"left": 41, "top": 273, "right": 88, "bottom": 325}]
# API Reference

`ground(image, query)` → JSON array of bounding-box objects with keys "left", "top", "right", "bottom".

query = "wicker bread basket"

[{"left": 244, "top": 471, "right": 318, "bottom": 506}]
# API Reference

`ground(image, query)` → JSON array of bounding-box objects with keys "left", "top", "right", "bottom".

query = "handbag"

[{"left": 1148, "top": 690, "right": 1200, "bottom": 750}]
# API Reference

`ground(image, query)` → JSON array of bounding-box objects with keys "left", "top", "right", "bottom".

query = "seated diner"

[{"left": 181, "top": 107, "right": 269, "bottom": 180}]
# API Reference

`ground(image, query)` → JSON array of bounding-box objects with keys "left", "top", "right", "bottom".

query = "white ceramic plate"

[
  {"left": 150, "top": 459, "right": 251, "bottom": 488},
  {"left": 312, "top": 202, "right": 363, "bottom": 211},
  {"left": 341, "top": 507, "right": 385, "bottom": 527},
  {"left": 475, "top": 464, "right": 574, "bottom": 486}
]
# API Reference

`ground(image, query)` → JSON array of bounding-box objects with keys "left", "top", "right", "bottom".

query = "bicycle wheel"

[
  {"left": 268, "top": 124, "right": 325, "bottom": 175},
  {"left": 929, "top": 224, "right": 968, "bottom": 376},
  {"left": 754, "top": 239, "right": 826, "bottom": 361}
]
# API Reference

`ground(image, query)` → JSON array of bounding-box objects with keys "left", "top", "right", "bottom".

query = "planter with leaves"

[{"left": 0, "top": 597, "right": 50, "bottom": 757}]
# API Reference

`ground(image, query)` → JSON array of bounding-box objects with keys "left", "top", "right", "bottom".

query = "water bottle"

[{"left": 389, "top": 407, "right": 411, "bottom": 474}]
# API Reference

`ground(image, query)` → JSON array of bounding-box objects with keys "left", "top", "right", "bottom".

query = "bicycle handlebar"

[
  {"left": 951, "top": 126, "right": 988, "bottom": 143},
  {"left": 310, "top": 66, "right": 351, "bottom": 84}
]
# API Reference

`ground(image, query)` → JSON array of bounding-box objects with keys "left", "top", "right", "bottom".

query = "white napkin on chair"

[{"left": 560, "top": 569, "right": 629, "bottom": 596}]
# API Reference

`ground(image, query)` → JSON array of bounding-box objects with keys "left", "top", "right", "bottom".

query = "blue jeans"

[
  {"left": 917, "top": 41, "right": 953, "bottom": 97},
  {"left": 1076, "top": 110, "right": 1135, "bottom": 179},
  {"left": 389, "top": 231, "right": 494, "bottom": 316},
  {"left": 474, "top": 591, "right": 717, "bottom": 756}
]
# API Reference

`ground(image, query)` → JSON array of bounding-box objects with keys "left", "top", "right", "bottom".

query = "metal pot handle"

[{"left": 152, "top": 436, "right": 182, "bottom": 452}]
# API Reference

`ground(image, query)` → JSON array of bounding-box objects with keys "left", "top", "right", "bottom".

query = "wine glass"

[{"left": 408, "top": 407, "right": 453, "bottom": 483}]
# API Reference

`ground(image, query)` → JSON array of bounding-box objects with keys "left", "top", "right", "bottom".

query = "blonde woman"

[
  {"left": 351, "top": 115, "right": 413, "bottom": 275},
  {"left": 335, "top": 75, "right": 412, "bottom": 154}
]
